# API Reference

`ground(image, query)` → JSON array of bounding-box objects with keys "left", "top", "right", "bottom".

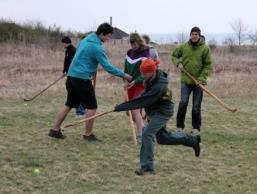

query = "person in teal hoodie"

[
  {"left": 49, "top": 23, "right": 132, "bottom": 141},
  {"left": 114, "top": 58, "right": 200, "bottom": 176},
  {"left": 172, "top": 26, "right": 212, "bottom": 137}
]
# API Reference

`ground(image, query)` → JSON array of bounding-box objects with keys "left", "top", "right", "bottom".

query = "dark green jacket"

[
  {"left": 124, "top": 59, "right": 143, "bottom": 84},
  {"left": 114, "top": 70, "right": 174, "bottom": 117},
  {"left": 172, "top": 37, "right": 212, "bottom": 85}
]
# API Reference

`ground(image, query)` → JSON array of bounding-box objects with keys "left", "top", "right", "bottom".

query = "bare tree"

[
  {"left": 230, "top": 18, "right": 248, "bottom": 46},
  {"left": 223, "top": 37, "right": 237, "bottom": 52},
  {"left": 208, "top": 38, "right": 218, "bottom": 50},
  {"left": 248, "top": 30, "right": 257, "bottom": 45},
  {"left": 223, "top": 37, "right": 236, "bottom": 46}
]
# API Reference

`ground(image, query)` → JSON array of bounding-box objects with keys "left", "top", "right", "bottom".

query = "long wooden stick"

[
  {"left": 92, "top": 72, "right": 97, "bottom": 88},
  {"left": 64, "top": 110, "right": 114, "bottom": 128},
  {"left": 181, "top": 68, "right": 237, "bottom": 112},
  {"left": 124, "top": 89, "right": 138, "bottom": 145},
  {"left": 23, "top": 74, "right": 65, "bottom": 101}
]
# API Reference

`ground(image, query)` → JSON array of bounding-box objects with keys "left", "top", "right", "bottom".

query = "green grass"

[{"left": 0, "top": 93, "right": 257, "bottom": 193}]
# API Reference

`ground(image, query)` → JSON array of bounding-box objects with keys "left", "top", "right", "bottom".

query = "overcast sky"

[{"left": 1, "top": 0, "right": 257, "bottom": 34}]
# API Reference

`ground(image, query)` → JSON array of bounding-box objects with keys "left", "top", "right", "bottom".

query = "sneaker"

[
  {"left": 48, "top": 129, "right": 66, "bottom": 139},
  {"left": 191, "top": 129, "right": 201, "bottom": 136},
  {"left": 136, "top": 135, "right": 142, "bottom": 143},
  {"left": 135, "top": 168, "right": 156, "bottom": 176},
  {"left": 191, "top": 129, "right": 201, "bottom": 143},
  {"left": 176, "top": 128, "right": 183, "bottom": 133},
  {"left": 192, "top": 135, "right": 201, "bottom": 157},
  {"left": 83, "top": 134, "right": 100, "bottom": 142}
]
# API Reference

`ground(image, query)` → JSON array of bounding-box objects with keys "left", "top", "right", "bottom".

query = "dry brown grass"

[
  {"left": 0, "top": 43, "right": 63, "bottom": 99},
  {"left": 1, "top": 41, "right": 256, "bottom": 101}
]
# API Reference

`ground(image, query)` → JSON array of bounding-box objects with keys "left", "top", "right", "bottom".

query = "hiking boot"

[
  {"left": 83, "top": 134, "right": 100, "bottom": 142},
  {"left": 48, "top": 129, "right": 66, "bottom": 139},
  {"left": 135, "top": 168, "right": 156, "bottom": 176},
  {"left": 193, "top": 135, "right": 201, "bottom": 157}
]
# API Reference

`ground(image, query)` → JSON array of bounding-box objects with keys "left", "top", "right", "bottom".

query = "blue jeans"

[
  {"left": 76, "top": 104, "right": 86, "bottom": 116},
  {"left": 140, "top": 115, "right": 170, "bottom": 171},
  {"left": 140, "top": 114, "right": 199, "bottom": 171},
  {"left": 176, "top": 83, "right": 203, "bottom": 130}
]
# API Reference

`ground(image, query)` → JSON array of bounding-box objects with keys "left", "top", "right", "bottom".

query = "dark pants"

[
  {"left": 176, "top": 83, "right": 203, "bottom": 130},
  {"left": 140, "top": 110, "right": 198, "bottom": 171},
  {"left": 75, "top": 104, "right": 86, "bottom": 115}
]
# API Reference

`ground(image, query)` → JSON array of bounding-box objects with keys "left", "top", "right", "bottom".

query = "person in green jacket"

[
  {"left": 114, "top": 58, "right": 200, "bottom": 176},
  {"left": 172, "top": 26, "right": 212, "bottom": 136}
]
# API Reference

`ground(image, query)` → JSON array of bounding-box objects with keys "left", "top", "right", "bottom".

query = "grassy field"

[
  {"left": 0, "top": 42, "right": 257, "bottom": 193},
  {"left": 0, "top": 92, "right": 257, "bottom": 193}
]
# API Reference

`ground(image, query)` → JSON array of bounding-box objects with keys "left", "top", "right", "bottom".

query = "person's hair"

[
  {"left": 142, "top": 34, "right": 150, "bottom": 44},
  {"left": 96, "top": 23, "right": 113, "bottom": 35},
  {"left": 61, "top": 36, "right": 71, "bottom": 44},
  {"left": 129, "top": 33, "right": 145, "bottom": 49},
  {"left": 190, "top": 26, "right": 201, "bottom": 35}
]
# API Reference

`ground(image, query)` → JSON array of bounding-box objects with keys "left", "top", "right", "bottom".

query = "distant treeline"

[
  {"left": 0, "top": 19, "right": 94, "bottom": 49},
  {"left": 0, "top": 19, "right": 66, "bottom": 44}
]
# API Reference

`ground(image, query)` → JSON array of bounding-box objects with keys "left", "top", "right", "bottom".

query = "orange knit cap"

[{"left": 140, "top": 58, "right": 157, "bottom": 74}]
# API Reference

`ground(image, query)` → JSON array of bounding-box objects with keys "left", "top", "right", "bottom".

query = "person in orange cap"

[{"left": 114, "top": 58, "right": 200, "bottom": 176}]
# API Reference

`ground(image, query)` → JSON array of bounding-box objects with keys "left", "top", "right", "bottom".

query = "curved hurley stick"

[
  {"left": 181, "top": 68, "right": 237, "bottom": 112},
  {"left": 64, "top": 110, "right": 114, "bottom": 128},
  {"left": 23, "top": 74, "right": 65, "bottom": 101}
]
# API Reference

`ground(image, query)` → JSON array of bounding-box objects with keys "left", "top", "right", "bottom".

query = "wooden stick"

[
  {"left": 92, "top": 72, "right": 97, "bottom": 88},
  {"left": 124, "top": 89, "right": 138, "bottom": 145},
  {"left": 23, "top": 74, "right": 65, "bottom": 101},
  {"left": 181, "top": 68, "right": 237, "bottom": 112},
  {"left": 64, "top": 110, "right": 114, "bottom": 128}
]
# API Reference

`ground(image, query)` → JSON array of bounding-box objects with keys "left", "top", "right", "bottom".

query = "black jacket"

[
  {"left": 63, "top": 44, "right": 76, "bottom": 74},
  {"left": 115, "top": 70, "right": 174, "bottom": 117}
]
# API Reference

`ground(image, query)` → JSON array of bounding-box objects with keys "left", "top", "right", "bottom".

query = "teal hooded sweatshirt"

[{"left": 67, "top": 32, "right": 125, "bottom": 80}]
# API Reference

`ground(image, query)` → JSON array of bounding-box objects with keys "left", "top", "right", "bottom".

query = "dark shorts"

[{"left": 65, "top": 76, "right": 97, "bottom": 109}]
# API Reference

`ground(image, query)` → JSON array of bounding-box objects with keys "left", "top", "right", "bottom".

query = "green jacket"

[
  {"left": 171, "top": 37, "right": 212, "bottom": 85},
  {"left": 124, "top": 59, "right": 143, "bottom": 84},
  {"left": 114, "top": 70, "right": 174, "bottom": 117},
  {"left": 124, "top": 47, "right": 150, "bottom": 84}
]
